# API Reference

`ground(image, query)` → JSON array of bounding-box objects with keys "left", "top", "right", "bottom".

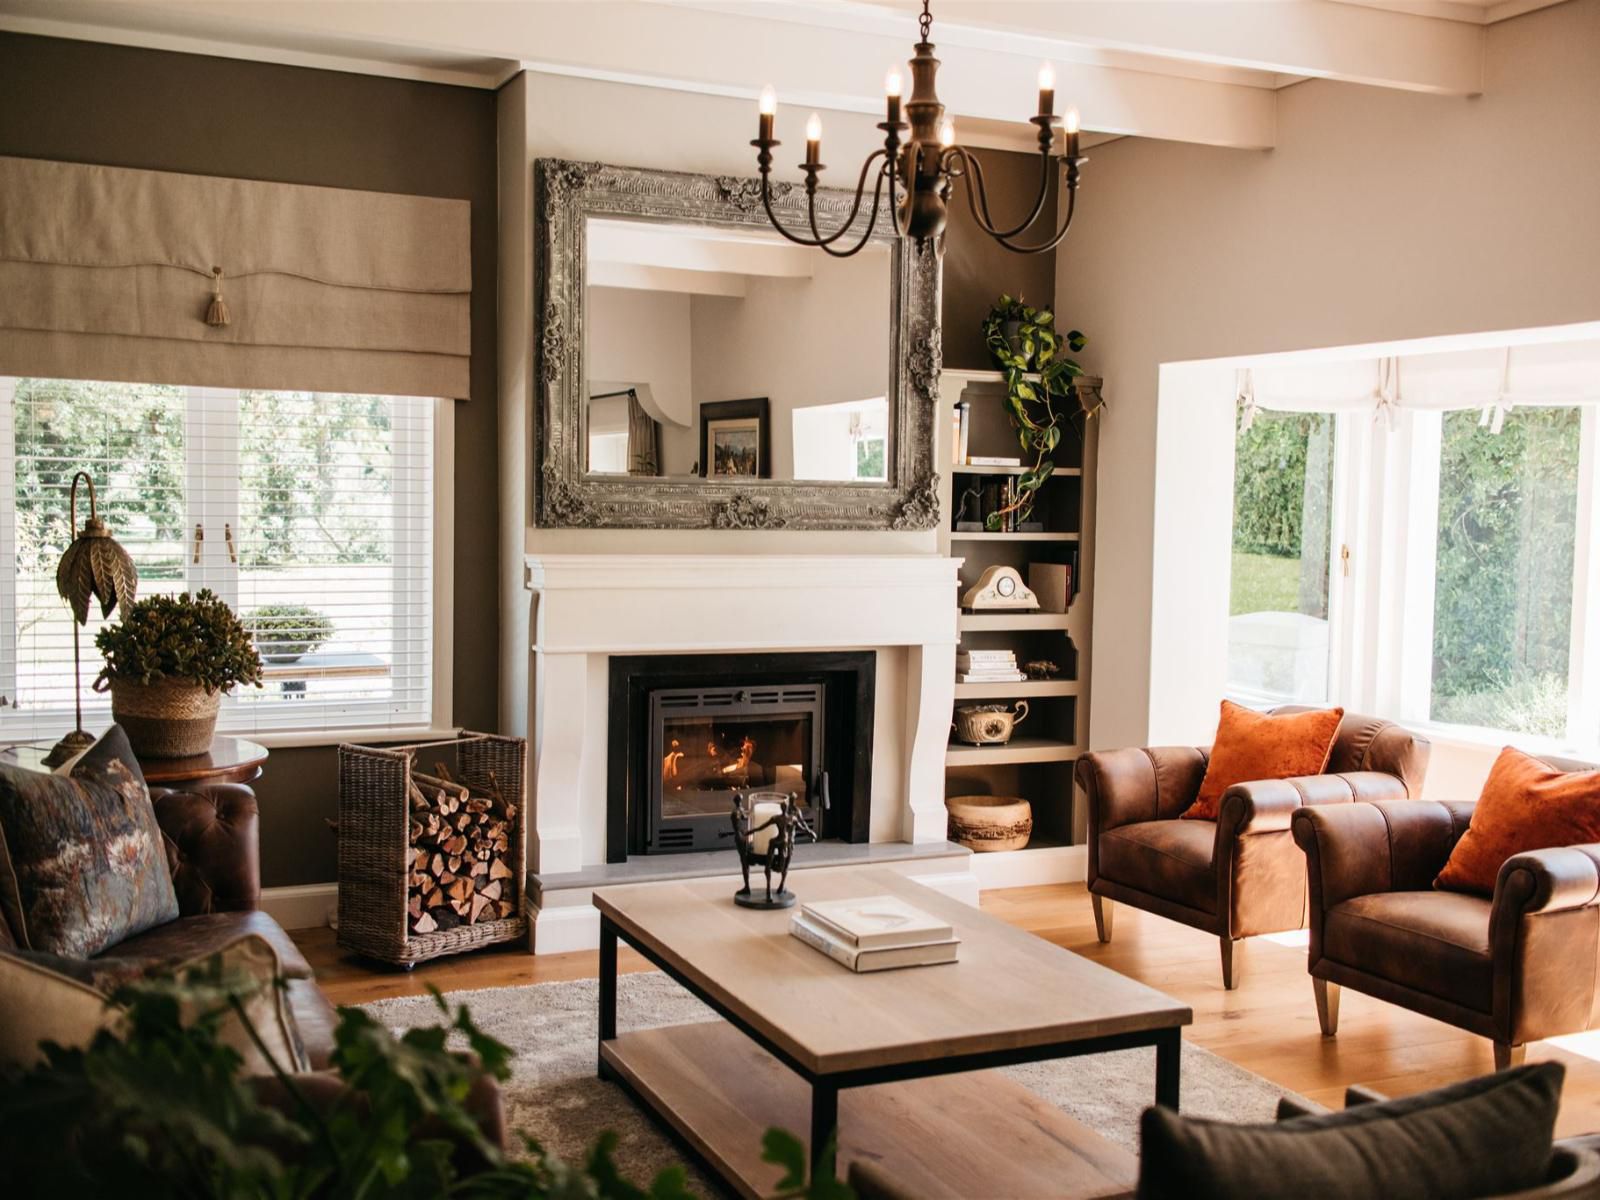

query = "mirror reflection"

[{"left": 583, "top": 216, "right": 892, "bottom": 484}]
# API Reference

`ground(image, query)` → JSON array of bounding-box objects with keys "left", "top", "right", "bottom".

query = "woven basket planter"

[
  {"left": 108, "top": 678, "right": 220, "bottom": 758},
  {"left": 946, "top": 794, "right": 1033, "bottom": 853},
  {"left": 337, "top": 731, "right": 528, "bottom": 967}
]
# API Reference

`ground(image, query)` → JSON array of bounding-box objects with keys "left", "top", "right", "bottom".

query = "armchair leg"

[
  {"left": 1220, "top": 937, "right": 1239, "bottom": 990},
  {"left": 1313, "top": 977, "right": 1340, "bottom": 1037},
  {"left": 1493, "top": 1042, "right": 1526, "bottom": 1071},
  {"left": 1091, "top": 893, "right": 1113, "bottom": 944}
]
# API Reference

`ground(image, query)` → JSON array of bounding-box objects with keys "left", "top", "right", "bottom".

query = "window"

[
  {"left": 1223, "top": 344, "right": 1600, "bottom": 755},
  {"left": 1227, "top": 410, "right": 1336, "bottom": 705},
  {"left": 0, "top": 377, "right": 440, "bottom": 740},
  {"left": 791, "top": 396, "right": 889, "bottom": 482}
]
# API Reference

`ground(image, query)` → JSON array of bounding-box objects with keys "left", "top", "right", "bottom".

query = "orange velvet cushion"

[
  {"left": 1435, "top": 746, "right": 1600, "bottom": 896},
  {"left": 1181, "top": 701, "right": 1345, "bottom": 821}
]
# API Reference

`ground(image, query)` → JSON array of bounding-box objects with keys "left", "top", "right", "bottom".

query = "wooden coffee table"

[{"left": 593, "top": 867, "right": 1191, "bottom": 1199}]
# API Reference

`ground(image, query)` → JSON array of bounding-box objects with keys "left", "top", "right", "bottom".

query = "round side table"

[{"left": 4, "top": 734, "right": 268, "bottom": 788}]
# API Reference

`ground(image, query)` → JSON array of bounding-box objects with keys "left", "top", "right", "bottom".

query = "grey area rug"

[{"left": 363, "top": 972, "right": 1308, "bottom": 1194}]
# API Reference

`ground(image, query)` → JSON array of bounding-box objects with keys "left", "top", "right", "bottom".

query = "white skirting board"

[
  {"left": 261, "top": 882, "right": 338, "bottom": 932},
  {"left": 967, "top": 843, "right": 1088, "bottom": 890}
]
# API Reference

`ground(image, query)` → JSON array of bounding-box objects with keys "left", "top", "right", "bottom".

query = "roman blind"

[{"left": 0, "top": 155, "right": 471, "bottom": 400}]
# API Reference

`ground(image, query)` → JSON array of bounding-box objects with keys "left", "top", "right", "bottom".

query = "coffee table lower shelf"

[{"left": 600, "top": 1019, "right": 1138, "bottom": 1200}]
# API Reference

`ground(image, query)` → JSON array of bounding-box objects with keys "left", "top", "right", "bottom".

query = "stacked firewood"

[{"left": 407, "top": 764, "right": 518, "bottom": 935}]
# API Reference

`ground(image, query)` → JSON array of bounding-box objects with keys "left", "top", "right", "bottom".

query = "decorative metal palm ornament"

[
  {"left": 43, "top": 471, "right": 139, "bottom": 766},
  {"left": 750, "top": 0, "right": 1086, "bottom": 257}
]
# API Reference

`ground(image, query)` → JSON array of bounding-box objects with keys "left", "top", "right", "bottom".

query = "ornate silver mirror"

[{"left": 535, "top": 159, "right": 941, "bottom": 530}]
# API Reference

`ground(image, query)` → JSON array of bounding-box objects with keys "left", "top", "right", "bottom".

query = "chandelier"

[{"left": 751, "top": 0, "right": 1084, "bottom": 258}]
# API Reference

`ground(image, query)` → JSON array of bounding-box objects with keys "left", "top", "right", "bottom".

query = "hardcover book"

[
  {"left": 799, "top": 894, "right": 955, "bottom": 949},
  {"left": 790, "top": 914, "right": 959, "bottom": 972}
]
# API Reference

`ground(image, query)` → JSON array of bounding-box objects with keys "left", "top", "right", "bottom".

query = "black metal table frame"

[{"left": 596, "top": 913, "right": 1182, "bottom": 1181}]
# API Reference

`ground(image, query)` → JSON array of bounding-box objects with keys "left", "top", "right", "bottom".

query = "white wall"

[
  {"left": 586, "top": 285, "right": 694, "bottom": 470},
  {"left": 1059, "top": 0, "right": 1600, "bottom": 780}
]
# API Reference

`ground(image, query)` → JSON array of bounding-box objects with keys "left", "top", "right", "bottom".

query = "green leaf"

[
  {"left": 762, "top": 1128, "right": 808, "bottom": 1190},
  {"left": 1035, "top": 310, "right": 1054, "bottom": 325}
]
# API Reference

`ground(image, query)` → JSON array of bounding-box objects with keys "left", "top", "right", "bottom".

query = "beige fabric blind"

[{"left": 0, "top": 155, "right": 471, "bottom": 399}]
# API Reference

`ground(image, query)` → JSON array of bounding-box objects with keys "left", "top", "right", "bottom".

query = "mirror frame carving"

[{"left": 534, "top": 158, "right": 942, "bottom": 530}]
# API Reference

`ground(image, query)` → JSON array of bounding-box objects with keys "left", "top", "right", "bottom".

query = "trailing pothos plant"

[
  {"left": 0, "top": 962, "right": 854, "bottom": 1200},
  {"left": 980, "top": 296, "right": 1093, "bottom": 531}
]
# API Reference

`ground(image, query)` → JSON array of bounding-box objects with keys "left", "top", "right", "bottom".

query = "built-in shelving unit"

[{"left": 938, "top": 367, "right": 1100, "bottom": 887}]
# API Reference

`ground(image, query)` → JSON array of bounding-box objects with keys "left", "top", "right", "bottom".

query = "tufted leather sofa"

[
  {"left": 1292, "top": 754, "right": 1600, "bottom": 1071},
  {"left": 0, "top": 780, "right": 338, "bottom": 1067},
  {"left": 1076, "top": 711, "right": 1430, "bottom": 988}
]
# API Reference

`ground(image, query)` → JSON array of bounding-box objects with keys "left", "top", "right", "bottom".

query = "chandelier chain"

[{"left": 919, "top": 0, "right": 933, "bottom": 43}]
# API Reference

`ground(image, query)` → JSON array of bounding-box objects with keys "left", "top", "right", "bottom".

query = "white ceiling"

[{"left": 0, "top": 0, "right": 1573, "bottom": 150}]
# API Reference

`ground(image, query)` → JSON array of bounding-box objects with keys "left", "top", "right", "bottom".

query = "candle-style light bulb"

[
  {"left": 1037, "top": 62, "right": 1056, "bottom": 118},
  {"left": 939, "top": 117, "right": 956, "bottom": 148},
  {"left": 885, "top": 68, "right": 903, "bottom": 98},
  {"left": 757, "top": 84, "right": 776, "bottom": 144},
  {"left": 1064, "top": 106, "right": 1081, "bottom": 159},
  {"left": 805, "top": 111, "right": 822, "bottom": 168},
  {"left": 1064, "top": 106, "right": 1080, "bottom": 135}
]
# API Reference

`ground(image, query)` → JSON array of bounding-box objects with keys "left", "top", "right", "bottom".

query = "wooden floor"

[{"left": 292, "top": 881, "right": 1600, "bottom": 1136}]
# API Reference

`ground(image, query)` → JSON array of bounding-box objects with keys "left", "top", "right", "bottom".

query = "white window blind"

[{"left": 0, "top": 377, "right": 436, "bottom": 740}]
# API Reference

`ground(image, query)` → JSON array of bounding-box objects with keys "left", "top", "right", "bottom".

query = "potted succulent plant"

[
  {"left": 244, "top": 603, "right": 334, "bottom": 665},
  {"left": 94, "top": 589, "right": 264, "bottom": 758}
]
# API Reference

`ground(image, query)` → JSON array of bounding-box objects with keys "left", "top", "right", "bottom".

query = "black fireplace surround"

[{"left": 606, "top": 651, "right": 875, "bottom": 860}]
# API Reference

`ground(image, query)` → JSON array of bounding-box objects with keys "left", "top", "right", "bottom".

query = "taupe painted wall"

[
  {"left": 0, "top": 33, "right": 501, "bottom": 888},
  {"left": 1057, "top": 0, "right": 1600, "bottom": 752}
]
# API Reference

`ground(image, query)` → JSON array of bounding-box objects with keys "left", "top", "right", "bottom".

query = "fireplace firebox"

[{"left": 607, "top": 652, "right": 874, "bottom": 859}]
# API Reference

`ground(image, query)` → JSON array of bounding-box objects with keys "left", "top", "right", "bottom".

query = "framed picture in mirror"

[{"left": 701, "top": 397, "right": 770, "bottom": 479}]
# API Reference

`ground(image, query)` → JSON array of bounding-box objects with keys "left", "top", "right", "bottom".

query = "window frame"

[
  {"left": 1327, "top": 405, "right": 1599, "bottom": 757},
  {"left": 0, "top": 379, "right": 454, "bottom": 748}
]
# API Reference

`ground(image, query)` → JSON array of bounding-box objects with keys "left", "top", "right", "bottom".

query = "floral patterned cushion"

[{"left": 0, "top": 726, "right": 179, "bottom": 957}]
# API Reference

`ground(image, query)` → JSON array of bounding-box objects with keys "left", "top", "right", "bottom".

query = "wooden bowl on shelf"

[{"left": 946, "top": 795, "right": 1033, "bottom": 853}]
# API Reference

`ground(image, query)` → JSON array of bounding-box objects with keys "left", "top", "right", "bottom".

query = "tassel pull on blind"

[{"left": 0, "top": 155, "right": 471, "bottom": 399}]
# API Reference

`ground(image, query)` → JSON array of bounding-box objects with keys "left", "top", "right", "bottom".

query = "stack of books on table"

[
  {"left": 790, "top": 895, "right": 960, "bottom": 972},
  {"left": 957, "top": 649, "right": 1025, "bottom": 683}
]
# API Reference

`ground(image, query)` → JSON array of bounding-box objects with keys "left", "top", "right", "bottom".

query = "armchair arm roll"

[
  {"left": 1220, "top": 771, "right": 1413, "bottom": 837},
  {"left": 152, "top": 783, "right": 261, "bottom": 915},
  {"left": 1076, "top": 745, "right": 1208, "bottom": 833},
  {"left": 1293, "top": 799, "right": 1472, "bottom": 913},
  {"left": 1494, "top": 846, "right": 1600, "bottom": 919}
]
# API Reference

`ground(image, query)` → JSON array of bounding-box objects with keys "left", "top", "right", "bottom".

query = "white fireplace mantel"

[{"left": 524, "top": 553, "right": 962, "bottom": 888}]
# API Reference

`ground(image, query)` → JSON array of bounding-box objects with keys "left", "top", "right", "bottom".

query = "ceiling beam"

[
  {"left": 839, "top": 0, "right": 1485, "bottom": 96},
  {"left": 0, "top": 0, "right": 1278, "bottom": 149}
]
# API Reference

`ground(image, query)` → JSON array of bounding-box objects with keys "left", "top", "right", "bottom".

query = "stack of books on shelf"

[
  {"left": 790, "top": 895, "right": 959, "bottom": 972},
  {"left": 957, "top": 649, "right": 1025, "bottom": 683}
]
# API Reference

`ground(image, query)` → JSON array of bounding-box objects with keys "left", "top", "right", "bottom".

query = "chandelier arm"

[
  {"left": 886, "top": 147, "right": 915, "bottom": 239},
  {"left": 807, "top": 166, "right": 891, "bottom": 259},
  {"left": 803, "top": 149, "right": 890, "bottom": 249},
  {"left": 991, "top": 182, "right": 1079, "bottom": 255},
  {"left": 759, "top": 150, "right": 887, "bottom": 248},
  {"left": 945, "top": 145, "right": 1055, "bottom": 241}
]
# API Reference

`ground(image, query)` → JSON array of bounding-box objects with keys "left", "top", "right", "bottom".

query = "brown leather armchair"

[
  {"left": 1292, "top": 755, "right": 1600, "bottom": 1070},
  {"left": 1076, "top": 712, "right": 1429, "bottom": 988}
]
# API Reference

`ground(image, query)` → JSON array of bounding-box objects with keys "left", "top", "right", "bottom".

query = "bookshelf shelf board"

[
  {"left": 959, "top": 612, "right": 1074, "bottom": 632},
  {"left": 952, "top": 679, "right": 1080, "bottom": 700},
  {"left": 949, "top": 532, "right": 1079, "bottom": 543},
  {"left": 945, "top": 737, "right": 1082, "bottom": 766},
  {"left": 952, "top": 463, "right": 1083, "bottom": 478}
]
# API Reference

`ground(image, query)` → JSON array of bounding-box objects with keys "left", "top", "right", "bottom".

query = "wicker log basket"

[
  {"left": 946, "top": 794, "right": 1033, "bottom": 853},
  {"left": 337, "top": 731, "right": 527, "bottom": 967}
]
